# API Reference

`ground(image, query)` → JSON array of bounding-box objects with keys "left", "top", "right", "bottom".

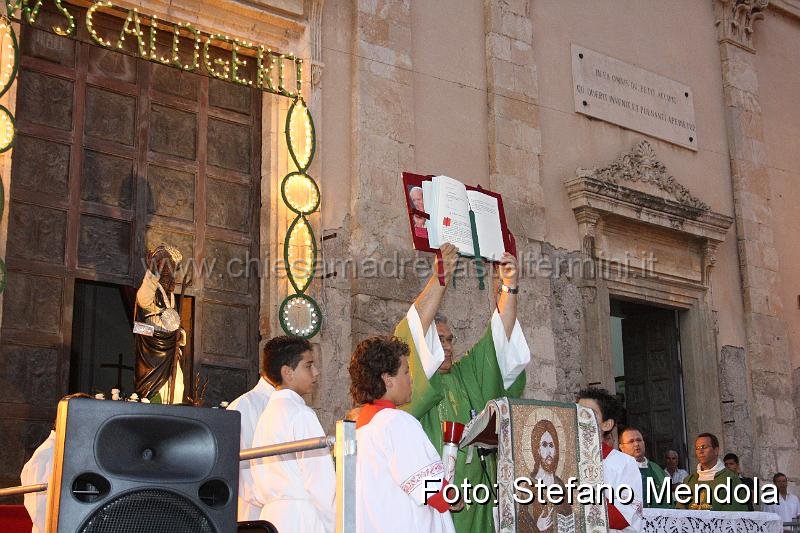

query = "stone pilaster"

[
  {"left": 485, "top": 0, "right": 557, "bottom": 399},
  {"left": 346, "top": 0, "right": 420, "bottom": 366},
  {"left": 714, "top": 0, "right": 797, "bottom": 479}
]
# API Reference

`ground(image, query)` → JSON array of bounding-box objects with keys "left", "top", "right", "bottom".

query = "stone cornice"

[
  {"left": 714, "top": 0, "right": 770, "bottom": 53},
  {"left": 770, "top": 0, "right": 800, "bottom": 19},
  {"left": 567, "top": 140, "right": 733, "bottom": 269},
  {"left": 566, "top": 176, "right": 733, "bottom": 244},
  {"left": 575, "top": 140, "right": 710, "bottom": 212}
]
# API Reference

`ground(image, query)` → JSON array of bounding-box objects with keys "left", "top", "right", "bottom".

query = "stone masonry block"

[
  {"left": 500, "top": 11, "right": 532, "bottom": 44},
  {"left": 721, "top": 55, "right": 759, "bottom": 95},
  {"left": 488, "top": 58, "right": 517, "bottom": 93},
  {"left": 486, "top": 32, "right": 512, "bottom": 61},
  {"left": 511, "top": 38, "right": 533, "bottom": 68},
  {"left": 494, "top": 95, "right": 537, "bottom": 127}
]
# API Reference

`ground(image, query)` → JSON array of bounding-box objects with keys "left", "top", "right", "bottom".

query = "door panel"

[
  {"left": 0, "top": 4, "right": 262, "bottom": 491},
  {"left": 622, "top": 309, "right": 686, "bottom": 467}
]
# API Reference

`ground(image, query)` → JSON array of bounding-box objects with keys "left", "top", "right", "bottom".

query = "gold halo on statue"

[{"left": 161, "top": 244, "right": 183, "bottom": 266}]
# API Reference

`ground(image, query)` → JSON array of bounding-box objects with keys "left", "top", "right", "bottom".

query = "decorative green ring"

[
  {"left": 280, "top": 171, "right": 320, "bottom": 215},
  {"left": 285, "top": 96, "right": 316, "bottom": 173},
  {"left": 278, "top": 293, "right": 321, "bottom": 339},
  {"left": 283, "top": 213, "right": 318, "bottom": 295},
  {"left": 0, "top": 16, "right": 20, "bottom": 99},
  {"left": 0, "top": 257, "right": 6, "bottom": 294},
  {"left": 0, "top": 105, "right": 15, "bottom": 153}
]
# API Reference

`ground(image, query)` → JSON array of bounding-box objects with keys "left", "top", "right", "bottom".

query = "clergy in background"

[
  {"left": 677, "top": 433, "right": 748, "bottom": 511},
  {"left": 618, "top": 427, "right": 672, "bottom": 509},
  {"left": 396, "top": 242, "right": 531, "bottom": 533}
]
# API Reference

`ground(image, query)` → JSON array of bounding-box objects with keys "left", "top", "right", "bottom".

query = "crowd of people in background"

[{"left": 616, "top": 420, "right": 800, "bottom": 529}]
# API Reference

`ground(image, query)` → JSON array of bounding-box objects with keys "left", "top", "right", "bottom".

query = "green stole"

[{"left": 679, "top": 468, "right": 748, "bottom": 511}]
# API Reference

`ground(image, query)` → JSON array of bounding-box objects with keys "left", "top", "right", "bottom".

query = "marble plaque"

[{"left": 572, "top": 44, "right": 698, "bottom": 151}]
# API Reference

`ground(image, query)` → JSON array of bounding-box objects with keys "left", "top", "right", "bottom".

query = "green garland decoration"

[
  {"left": 0, "top": 104, "right": 16, "bottom": 153},
  {"left": 0, "top": 17, "right": 18, "bottom": 294},
  {"left": 279, "top": 97, "right": 321, "bottom": 339},
  {"left": 0, "top": 15, "right": 20, "bottom": 98}
]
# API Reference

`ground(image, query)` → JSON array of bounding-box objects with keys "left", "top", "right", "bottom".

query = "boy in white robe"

[
  {"left": 252, "top": 337, "right": 335, "bottom": 533},
  {"left": 20, "top": 430, "right": 56, "bottom": 533},
  {"left": 228, "top": 356, "right": 276, "bottom": 520},
  {"left": 349, "top": 335, "right": 457, "bottom": 533},
  {"left": 577, "top": 387, "right": 643, "bottom": 533}
]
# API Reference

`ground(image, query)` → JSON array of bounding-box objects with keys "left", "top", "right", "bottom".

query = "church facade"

[{"left": 0, "top": 0, "right": 798, "bottom": 493}]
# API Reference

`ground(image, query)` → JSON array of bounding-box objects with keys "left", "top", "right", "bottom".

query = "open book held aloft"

[{"left": 402, "top": 172, "right": 516, "bottom": 261}]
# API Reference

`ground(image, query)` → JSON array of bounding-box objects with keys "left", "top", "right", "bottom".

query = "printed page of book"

[
  {"left": 432, "top": 175, "right": 475, "bottom": 256},
  {"left": 466, "top": 189, "right": 506, "bottom": 261}
]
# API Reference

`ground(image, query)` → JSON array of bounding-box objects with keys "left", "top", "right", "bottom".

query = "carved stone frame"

[{"left": 566, "top": 140, "right": 734, "bottom": 451}]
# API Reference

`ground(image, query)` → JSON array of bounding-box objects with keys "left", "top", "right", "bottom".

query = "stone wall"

[
  {"left": 543, "top": 243, "right": 587, "bottom": 403},
  {"left": 714, "top": 0, "right": 798, "bottom": 481},
  {"left": 718, "top": 345, "right": 754, "bottom": 473}
]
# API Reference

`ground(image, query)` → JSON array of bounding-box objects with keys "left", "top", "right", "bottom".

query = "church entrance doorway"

[
  {"left": 0, "top": 2, "right": 264, "bottom": 488},
  {"left": 611, "top": 298, "right": 689, "bottom": 470}
]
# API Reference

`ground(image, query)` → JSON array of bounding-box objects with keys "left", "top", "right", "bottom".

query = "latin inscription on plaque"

[{"left": 572, "top": 44, "right": 697, "bottom": 151}]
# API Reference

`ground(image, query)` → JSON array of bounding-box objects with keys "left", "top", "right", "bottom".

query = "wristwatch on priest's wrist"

[{"left": 499, "top": 283, "right": 518, "bottom": 294}]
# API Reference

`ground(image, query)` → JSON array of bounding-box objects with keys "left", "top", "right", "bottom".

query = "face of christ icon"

[
  {"left": 538, "top": 430, "right": 557, "bottom": 475},
  {"left": 532, "top": 420, "right": 560, "bottom": 482},
  {"left": 525, "top": 418, "right": 576, "bottom": 533}
]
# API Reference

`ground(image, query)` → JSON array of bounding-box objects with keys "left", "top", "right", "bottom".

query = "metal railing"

[
  {"left": 0, "top": 420, "right": 357, "bottom": 533},
  {"left": 240, "top": 420, "right": 356, "bottom": 533}
]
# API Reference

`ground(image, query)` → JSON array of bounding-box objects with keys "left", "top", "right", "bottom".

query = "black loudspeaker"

[{"left": 47, "top": 397, "right": 240, "bottom": 533}]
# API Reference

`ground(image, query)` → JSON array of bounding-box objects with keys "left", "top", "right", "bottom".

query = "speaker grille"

[{"left": 79, "top": 489, "right": 217, "bottom": 533}]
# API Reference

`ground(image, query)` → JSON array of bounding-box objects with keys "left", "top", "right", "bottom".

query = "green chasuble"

[
  {"left": 395, "top": 317, "right": 526, "bottom": 533},
  {"left": 640, "top": 460, "right": 672, "bottom": 508},
  {"left": 678, "top": 468, "right": 748, "bottom": 511}
]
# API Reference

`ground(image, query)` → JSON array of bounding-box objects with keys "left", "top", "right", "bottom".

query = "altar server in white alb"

[
  {"left": 578, "top": 387, "right": 643, "bottom": 533},
  {"left": 228, "top": 347, "right": 276, "bottom": 521},
  {"left": 20, "top": 393, "right": 94, "bottom": 533},
  {"left": 20, "top": 431, "right": 56, "bottom": 533},
  {"left": 251, "top": 336, "right": 335, "bottom": 533},
  {"left": 349, "top": 335, "right": 457, "bottom": 533}
]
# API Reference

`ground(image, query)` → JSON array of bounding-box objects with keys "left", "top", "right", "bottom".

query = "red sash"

[{"left": 355, "top": 399, "right": 396, "bottom": 428}]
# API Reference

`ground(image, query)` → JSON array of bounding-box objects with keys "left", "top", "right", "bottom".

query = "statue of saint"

[{"left": 134, "top": 244, "right": 188, "bottom": 404}]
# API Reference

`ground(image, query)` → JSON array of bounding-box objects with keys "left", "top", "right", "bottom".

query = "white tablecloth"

[{"left": 643, "top": 508, "right": 784, "bottom": 532}]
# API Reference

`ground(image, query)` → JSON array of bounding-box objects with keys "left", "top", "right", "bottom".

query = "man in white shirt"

[
  {"left": 664, "top": 449, "right": 689, "bottom": 485},
  {"left": 762, "top": 473, "right": 800, "bottom": 531},
  {"left": 228, "top": 353, "right": 276, "bottom": 520}
]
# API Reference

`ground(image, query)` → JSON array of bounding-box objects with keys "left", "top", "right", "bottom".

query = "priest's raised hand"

[{"left": 393, "top": 242, "right": 532, "bottom": 533}]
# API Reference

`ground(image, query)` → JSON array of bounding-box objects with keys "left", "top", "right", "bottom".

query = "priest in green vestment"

[
  {"left": 619, "top": 427, "right": 673, "bottom": 509},
  {"left": 677, "top": 433, "right": 748, "bottom": 511},
  {"left": 395, "top": 243, "right": 531, "bottom": 533}
]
